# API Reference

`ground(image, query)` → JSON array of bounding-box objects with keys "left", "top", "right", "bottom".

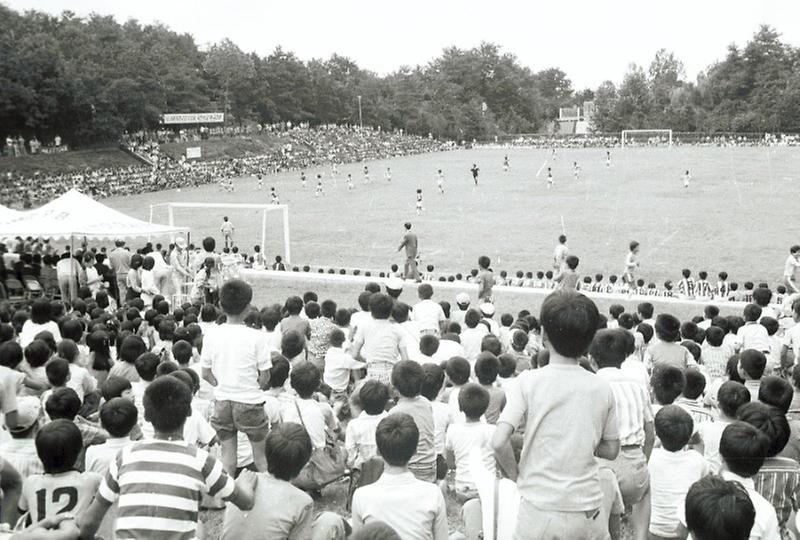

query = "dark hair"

[
  {"left": 685, "top": 475, "right": 755, "bottom": 540},
  {"left": 143, "top": 376, "right": 192, "bottom": 432},
  {"left": 101, "top": 376, "right": 132, "bottom": 401},
  {"left": 157, "top": 361, "right": 179, "bottom": 377},
  {"left": 737, "top": 401, "right": 791, "bottom": 457},
  {"left": 369, "top": 293, "right": 394, "bottom": 320},
  {"left": 268, "top": 355, "right": 290, "bottom": 389},
  {"left": 24, "top": 339, "right": 50, "bottom": 368},
  {"left": 758, "top": 376, "right": 794, "bottom": 413},
  {"left": 589, "top": 329, "right": 628, "bottom": 368},
  {"left": 742, "top": 304, "right": 761, "bottom": 322},
  {"left": 391, "top": 360, "right": 423, "bottom": 398},
  {"left": 219, "top": 279, "right": 253, "bottom": 316},
  {"left": 651, "top": 364, "right": 685, "bottom": 405},
  {"left": 752, "top": 287, "right": 772, "bottom": 307},
  {"left": 99, "top": 397, "right": 138, "bottom": 437},
  {"left": 376, "top": 413, "right": 418, "bottom": 466},
  {"left": 420, "top": 364, "right": 445, "bottom": 401},
  {"left": 266, "top": 423, "right": 313, "bottom": 481},
  {"left": 739, "top": 349, "right": 767, "bottom": 380},
  {"left": 654, "top": 314, "right": 681, "bottom": 342},
  {"left": 540, "top": 291, "right": 599, "bottom": 358},
  {"left": 445, "top": 356, "right": 471, "bottom": 386},
  {"left": 705, "top": 326, "right": 725, "bottom": 347},
  {"left": 419, "top": 334, "right": 439, "bottom": 357},
  {"left": 637, "top": 302, "right": 654, "bottom": 319},
  {"left": 290, "top": 362, "right": 321, "bottom": 399},
  {"left": 719, "top": 421, "right": 770, "bottom": 477},
  {"left": 480, "top": 335, "right": 502, "bottom": 356},
  {"left": 458, "top": 383, "right": 490, "bottom": 419},
  {"left": 654, "top": 405, "right": 694, "bottom": 451},
  {"left": 36, "top": 419, "right": 83, "bottom": 473},
  {"left": 304, "top": 301, "right": 320, "bottom": 320},
  {"left": 45, "top": 358, "right": 70, "bottom": 387},
  {"left": 717, "top": 381, "right": 750, "bottom": 418},
  {"left": 497, "top": 353, "right": 517, "bottom": 378},
  {"left": 0, "top": 341, "right": 23, "bottom": 368},
  {"left": 285, "top": 296, "right": 304, "bottom": 315},
  {"left": 281, "top": 331, "right": 305, "bottom": 360},
  {"left": 360, "top": 380, "right": 390, "bottom": 415},
  {"left": 30, "top": 298, "right": 52, "bottom": 324},
  {"left": 678, "top": 371, "right": 704, "bottom": 403},
  {"left": 171, "top": 340, "right": 193, "bottom": 365},
  {"left": 135, "top": 352, "right": 161, "bottom": 382},
  {"left": 118, "top": 334, "right": 146, "bottom": 365},
  {"left": 474, "top": 353, "right": 499, "bottom": 385},
  {"left": 464, "top": 309, "right": 481, "bottom": 329},
  {"left": 45, "top": 388, "right": 81, "bottom": 421}
]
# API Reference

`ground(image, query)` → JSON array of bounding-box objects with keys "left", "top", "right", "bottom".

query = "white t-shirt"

[
  {"left": 783, "top": 323, "right": 800, "bottom": 363},
  {"left": 281, "top": 398, "right": 333, "bottom": 451},
  {"left": 737, "top": 323, "right": 771, "bottom": 352},
  {"left": 460, "top": 327, "right": 488, "bottom": 364},
  {"left": 200, "top": 324, "right": 272, "bottom": 404},
  {"left": 412, "top": 300, "right": 445, "bottom": 334},
  {"left": 20, "top": 470, "right": 102, "bottom": 522},
  {"left": 430, "top": 399, "right": 453, "bottom": 455},
  {"left": 323, "top": 347, "right": 365, "bottom": 392},
  {"left": 20, "top": 320, "right": 62, "bottom": 348},
  {"left": 696, "top": 418, "right": 732, "bottom": 474},
  {"left": 433, "top": 339, "right": 466, "bottom": 363},
  {"left": 445, "top": 422, "right": 496, "bottom": 491},
  {"left": 648, "top": 448, "right": 708, "bottom": 537},
  {"left": 85, "top": 437, "right": 132, "bottom": 476}
]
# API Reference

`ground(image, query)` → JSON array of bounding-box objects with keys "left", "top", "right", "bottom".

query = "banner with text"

[
  {"left": 162, "top": 113, "right": 224, "bottom": 125},
  {"left": 185, "top": 147, "right": 202, "bottom": 159}
]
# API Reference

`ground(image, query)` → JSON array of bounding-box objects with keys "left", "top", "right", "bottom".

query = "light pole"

[{"left": 357, "top": 95, "right": 363, "bottom": 131}]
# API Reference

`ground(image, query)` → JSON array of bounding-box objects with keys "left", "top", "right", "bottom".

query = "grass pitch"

[{"left": 105, "top": 145, "right": 800, "bottom": 287}]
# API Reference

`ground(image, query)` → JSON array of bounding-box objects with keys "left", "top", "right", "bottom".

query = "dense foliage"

[{"left": 1, "top": 4, "right": 799, "bottom": 146}]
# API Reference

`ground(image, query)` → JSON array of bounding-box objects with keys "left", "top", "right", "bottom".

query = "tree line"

[{"left": 1, "top": 4, "right": 798, "bottom": 147}]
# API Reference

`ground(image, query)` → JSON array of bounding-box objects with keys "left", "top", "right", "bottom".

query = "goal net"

[
  {"left": 149, "top": 202, "right": 291, "bottom": 266},
  {"left": 621, "top": 129, "right": 673, "bottom": 148}
]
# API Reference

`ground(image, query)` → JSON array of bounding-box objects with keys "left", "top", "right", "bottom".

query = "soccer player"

[
  {"left": 256, "top": 173, "right": 263, "bottom": 190},
  {"left": 269, "top": 187, "right": 279, "bottom": 205},
  {"left": 623, "top": 241, "right": 640, "bottom": 290},
  {"left": 416, "top": 189, "right": 423, "bottom": 215},
  {"left": 783, "top": 245, "right": 800, "bottom": 293},
  {"left": 315, "top": 176, "right": 324, "bottom": 197},
  {"left": 551, "top": 147, "right": 557, "bottom": 160},
  {"left": 573, "top": 161, "right": 580, "bottom": 181},
  {"left": 220, "top": 217, "right": 234, "bottom": 249},
  {"left": 363, "top": 165, "right": 370, "bottom": 184},
  {"left": 606, "top": 150, "right": 611, "bottom": 167},
  {"left": 683, "top": 170, "right": 691, "bottom": 189},
  {"left": 436, "top": 169, "right": 445, "bottom": 194},
  {"left": 347, "top": 174, "right": 354, "bottom": 191},
  {"left": 470, "top": 164, "right": 479, "bottom": 187},
  {"left": 300, "top": 171, "right": 307, "bottom": 189},
  {"left": 385, "top": 167, "right": 392, "bottom": 182},
  {"left": 546, "top": 167, "right": 554, "bottom": 189},
  {"left": 503, "top": 155, "right": 509, "bottom": 172}
]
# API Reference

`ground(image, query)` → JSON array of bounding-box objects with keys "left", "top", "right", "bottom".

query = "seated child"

[
  {"left": 45, "top": 388, "right": 106, "bottom": 470},
  {"left": 85, "top": 398, "right": 137, "bottom": 476},
  {"left": 41, "top": 358, "right": 71, "bottom": 412},
  {"left": 420, "top": 364, "right": 452, "bottom": 482},
  {"left": 345, "top": 380, "right": 389, "bottom": 477},
  {"left": 675, "top": 368, "right": 715, "bottom": 425},
  {"left": 351, "top": 413, "right": 448, "bottom": 539},
  {"left": 473, "top": 353, "right": 505, "bottom": 424},
  {"left": 0, "top": 396, "right": 44, "bottom": 478},
  {"left": 20, "top": 419, "right": 102, "bottom": 522},
  {"left": 323, "top": 328, "right": 366, "bottom": 410},
  {"left": 281, "top": 363, "right": 337, "bottom": 457},
  {"left": 222, "top": 422, "right": 347, "bottom": 539},
  {"left": 650, "top": 364, "right": 686, "bottom": 416},
  {"left": 57, "top": 339, "right": 96, "bottom": 404},
  {"left": 739, "top": 349, "right": 768, "bottom": 401},
  {"left": 445, "top": 356, "right": 471, "bottom": 424},
  {"left": 682, "top": 475, "right": 755, "bottom": 540},
  {"left": 647, "top": 405, "right": 707, "bottom": 539},
  {"left": 697, "top": 381, "right": 750, "bottom": 473},
  {"left": 79, "top": 376, "right": 257, "bottom": 539},
  {"left": 758, "top": 375, "right": 800, "bottom": 461}
]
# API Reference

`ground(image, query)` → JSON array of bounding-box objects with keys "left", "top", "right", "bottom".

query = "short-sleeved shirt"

[
  {"left": 412, "top": 300, "right": 446, "bottom": 334},
  {"left": 644, "top": 341, "right": 693, "bottom": 372},
  {"left": 222, "top": 473, "right": 313, "bottom": 540},
  {"left": 200, "top": 323, "right": 272, "bottom": 404},
  {"left": 445, "top": 422, "right": 496, "bottom": 491},
  {"left": 390, "top": 397, "right": 436, "bottom": 481},
  {"left": 498, "top": 363, "right": 619, "bottom": 511},
  {"left": 785, "top": 256, "right": 800, "bottom": 280},
  {"left": 345, "top": 411, "right": 388, "bottom": 468},
  {"left": 98, "top": 439, "right": 235, "bottom": 539},
  {"left": 353, "top": 320, "right": 407, "bottom": 383},
  {"left": 596, "top": 368, "right": 653, "bottom": 446},
  {"left": 648, "top": 448, "right": 708, "bottom": 537},
  {"left": 21, "top": 470, "right": 102, "bottom": 523}
]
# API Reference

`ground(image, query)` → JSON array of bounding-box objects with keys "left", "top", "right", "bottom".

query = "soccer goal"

[
  {"left": 621, "top": 129, "right": 673, "bottom": 148},
  {"left": 148, "top": 202, "right": 291, "bottom": 264}
]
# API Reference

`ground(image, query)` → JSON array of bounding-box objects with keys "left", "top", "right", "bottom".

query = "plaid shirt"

[{"left": 755, "top": 456, "right": 800, "bottom": 529}]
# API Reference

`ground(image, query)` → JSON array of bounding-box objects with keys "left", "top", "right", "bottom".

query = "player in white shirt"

[
  {"left": 783, "top": 245, "right": 800, "bottom": 294},
  {"left": 683, "top": 170, "right": 691, "bottom": 189},
  {"left": 553, "top": 235, "right": 569, "bottom": 271},
  {"left": 385, "top": 167, "right": 392, "bottom": 182},
  {"left": 269, "top": 187, "right": 279, "bottom": 205},
  {"left": 363, "top": 165, "right": 370, "bottom": 184},
  {"left": 300, "top": 171, "right": 307, "bottom": 189},
  {"left": 436, "top": 169, "right": 445, "bottom": 194},
  {"left": 623, "top": 241, "right": 641, "bottom": 289},
  {"left": 315, "top": 175, "right": 324, "bottom": 197},
  {"left": 546, "top": 167, "right": 554, "bottom": 188},
  {"left": 347, "top": 174, "right": 354, "bottom": 190},
  {"left": 573, "top": 161, "right": 580, "bottom": 181},
  {"left": 256, "top": 173, "right": 263, "bottom": 190},
  {"left": 416, "top": 189, "right": 423, "bottom": 215},
  {"left": 502, "top": 155, "right": 509, "bottom": 172}
]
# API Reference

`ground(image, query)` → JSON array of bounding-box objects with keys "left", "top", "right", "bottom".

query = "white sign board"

[
  {"left": 185, "top": 147, "right": 202, "bottom": 159},
  {"left": 162, "top": 113, "right": 224, "bottom": 124}
]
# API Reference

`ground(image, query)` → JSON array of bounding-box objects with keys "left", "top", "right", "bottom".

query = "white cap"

[
  {"left": 455, "top": 292, "right": 470, "bottom": 305},
  {"left": 479, "top": 303, "right": 495, "bottom": 317},
  {"left": 9, "top": 396, "right": 41, "bottom": 433},
  {"left": 174, "top": 237, "right": 187, "bottom": 248},
  {"left": 386, "top": 277, "right": 404, "bottom": 291}
]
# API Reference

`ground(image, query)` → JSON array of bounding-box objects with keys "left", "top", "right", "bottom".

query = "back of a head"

[
  {"left": 743, "top": 303, "right": 762, "bottom": 322},
  {"left": 654, "top": 313, "right": 681, "bottom": 343},
  {"left": 143, "top": 376, "right": 192, "bottom": 433},
  {"left": 474, "top": 352, "right": 499, "bottom": 385},
  {"left": 391, "top": 302, "right": 410, "bottom": 323},
  {"left": 281, "top": 331, "right": 305, "bottom": 359},
  {"left": 739, "top": 349, "right": 767, "bottom": 380},
  {"left": 682, "top": 368, "right": 706, "bottom": 400},
  {"left": 464, "top": 308, "right": 481, "bottom": 329},
  {"left": 200, "top": 304, "right": 217, "bottom": 323},
  {"left": 267, "top": 355, "right": 290, "bottom": 389},
  {"left": 705, "top": 325, "right": 725, "bottom": 347},
  {"left": 737, "top": 401, "right": 790, "bottom": 458},
  {"left": 685, "top": 475, "right": 755, "bottom": 540},
  {"left": 359, "top": 380, "right": 390, "bottom": 415},
  {"left": 497, "top": 354, "right": 517, "bottom": 378},
  {"left": 758, "top": 375, "right": 793, "bottom": 413},
  {"left": 45, "top": 358, "right": 70, "bottom": 387},
  {"left": 101, "top": 376, "right": 132, "bottom": 401},
  {"left": 445, "top": 356, "right": 471, "bottom": 386},
  {"left": 350, "top": 521, "right": 402, "bottom": 540},
  {"left": 651, "top": 364, "right": 685, "bottom": 405},
  {"left": 480, "top": 334, "right": 502, "bottom": 356},
  {"left": 357, "top": 291, "right": 374, "bottom": 311},
  {"left": 290, "top": 362, "right": 320, "bottom": 398},
  {"left": 25, "top": 339, "right": 50, "bottom": 368},
  {"left": 419, "top": 364, "right": 445, "bottom": 401},
  {"left": 752, "top": 287, "right": 772, "bottom": 307},
  {"left": 419, "top": 334, "right": 439, "bottom": 357},
  {"left": 369, "top": 293, "right": 393, "bottom": 320},
  {"left": 458, "top": 383, "right": 490, "bottom": 420},
  {"left": 171, "top": 340, "right": 193, "bottom": 365},
  {"left": 100, "top": 397, "right": 139, "bottom": 437},
  {"left": 418, "top": 283, "right": 433, "bottom": 300},
  {"left": 36, "top": 419, "right": 83, "bottom": 474},
  {"left": 119, "top": 335, "right": 146, "bottom": 364},
  {"left": 654, "top": 404, "right": 694, "bottom": 451},
  {"left": 717, "top": 381, "right": 751, "bottom": 419},
  {"left": 376, "top": 413, "right": 419, "bottom": 467},
  {"left": 266, "top": 422, "right": 313, "bottom": 481},
  {"left": 135, "top": 352, "right": 160, "bottom": 382},
  {"left": 45, "top": 388, "right": 81, "bottom": 421},
  {"left": 637, "top": 302, "right": 654, "bottom": 320},
  {"left": 540, "top": 291, "right": 599, "bottom": 358},
  {"left": 589, "top": 329, "right": 628, "bottom": 369},
  {"left": 219, "top": 279, "right": 253, "bottom": 316},
  {"left": 719, "top": 421, "right": 770, "bottom": 477},
  {"left": 391, "top": 360, "right": 423, "bottom": 398},
  {"left": 260, "top": 306, "right": 282, "bottom": 331},
  {"left": 304, "top": 301, "right": 320, "bottom": 320}
]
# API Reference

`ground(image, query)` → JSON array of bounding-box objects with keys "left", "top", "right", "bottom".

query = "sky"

[{"left": 5, "top": 0, "right": 800, "bottom": 89}]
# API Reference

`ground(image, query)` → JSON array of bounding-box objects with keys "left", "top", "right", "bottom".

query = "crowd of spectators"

[{"left": 482, "top": 132, "right": 800, "bottom": 149}]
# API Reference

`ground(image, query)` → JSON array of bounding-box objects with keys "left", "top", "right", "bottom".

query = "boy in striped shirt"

[{"left": 80, "top": 376, "right": 256, "bottom": 540}]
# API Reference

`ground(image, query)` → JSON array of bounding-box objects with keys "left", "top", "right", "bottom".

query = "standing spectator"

[
  {"left": 108, "top": 239, "right": 131, "bottom": 303},
  {"left": 170, "top": 237, "right": 192, "bottom": 297},
  {"left": 221, "top": 217, "right": 235, "bottom": 249},
  {"left": 398, "top": 222, "right": 419, "bottom": 281}
]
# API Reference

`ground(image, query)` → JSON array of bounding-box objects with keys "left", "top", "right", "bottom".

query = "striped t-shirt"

[{"left": 98, "top": 439, "right": 235, "bottom": 539}]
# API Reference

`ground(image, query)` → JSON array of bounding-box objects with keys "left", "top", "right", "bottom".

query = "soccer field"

[{"left": 104, "top": 145, "right": 800, "bottom": 287}]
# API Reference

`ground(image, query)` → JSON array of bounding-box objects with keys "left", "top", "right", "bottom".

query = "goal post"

[
  {"left": 148, "top": 202, "right": 291, "bottom": 265},
  {"left": 621, "top": 129, "right": 673, "bottom": 148}
]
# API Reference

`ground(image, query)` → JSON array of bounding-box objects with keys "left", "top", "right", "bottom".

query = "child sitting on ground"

[
  {"left": 351, "top": 413, "right": 448, "bottom": 538},
  {"left": 739, "top": 349, "right": 768, "bottom": 401},
  {"left": 0, "top": 396, "right": 44, "bottom": 478},
  {"left": 45, "top": 388, "right": 106, "bottom": 470},
  {"left": 41, "top": 358, "right": 71, "bottom": 411},
  {"left": 697, "top": 381, "right": 750, "bottom": 473},
  {"left": 346, "top": 380, "right": 389, "bottom": 471},
  {"left": 323, "top": 328, "right": 365, "bottom": 412},
  {"left": 675, "top": 368, "right": 715, "bottom": 425},
  {"left": 20, "top": 419, "right": 102, "bottom": 522},
  {"left": 647, "top": 405, "right": 707, "bottom": 539},
  {"left": 682, "top": 475, "right": 755, "bottom": 540},
  {"left": 420, "top": 364, "right": 452, "bottom": 483},
  {"left": 474, "top": 353, "right": 505, "bottom": 424},
  {"left": 85, "top": 397, "right": 138, "bottom": 476},
  {"left": 80, "top": 375, "right": 257, "bottom": 539},
  {"left": 651, "top": 364, "right": 686, "bottom": 416},
  {"left": 445, "top": 356, "right": 472, "bottom": 424}
]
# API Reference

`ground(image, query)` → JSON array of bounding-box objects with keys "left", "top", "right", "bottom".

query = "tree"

[
  {"left": 616, "top": 64, "right": 652, "bottom": 128},
  {"left": 203, "top": 39, "right": 255, "bottom": 121}
]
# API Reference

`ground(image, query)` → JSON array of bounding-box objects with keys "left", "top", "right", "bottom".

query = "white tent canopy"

[
  {"left": 0, "top": 205, "right": 23, "bottom": 223},
  {"left": 0, "top": 189, "right": 187, "bottom": 240}
]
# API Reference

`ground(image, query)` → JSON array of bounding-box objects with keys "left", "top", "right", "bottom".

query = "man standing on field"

[
  {"left": 783, "top": 245, "right": 800, "bottom": 294},
  {"left": 220, "top": 217, "right": 234, "bottom": 249},
  {"left": 553, "top": 235, "right": 569, "bottom": 272},
  {"left": 398, "top": 222, "right": 420, "bottom": 281}
]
